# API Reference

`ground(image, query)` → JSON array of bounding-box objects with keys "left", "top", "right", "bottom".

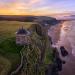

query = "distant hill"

[
  {"left": 0, "top": 15, "right": 60, "bottom": 25},
  {"left": 65, "top": 15, "right": 75, "bottom": 20},
  {"left": 0, "top": 15, "right": 36, "bottom": 22},
  {"left": 36, "top": 16, "right": 60, "bottom": 25},
  {"left": 57, "top": 15, "right": 75, "bottom": 20}
]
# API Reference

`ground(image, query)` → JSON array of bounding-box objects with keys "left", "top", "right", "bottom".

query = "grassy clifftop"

[
  {"left": 0, "top": 38, "right": 23, "bottom": 53},
  {"left": 20, "top": 31, "right": 54, "bottom": 75},
  {"left": 0, "top": 21, "right": 33, "bottom": 75},
  {"left": 0, "top": 56, "right": 11, "bottom": 75},
  {"left": 0, "top": 21, "right": 54, "bottom": 75}
]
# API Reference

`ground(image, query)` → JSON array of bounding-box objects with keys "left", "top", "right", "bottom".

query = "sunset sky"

[{"left": 0, "top": 0, "right": 75, "bottom": 15}]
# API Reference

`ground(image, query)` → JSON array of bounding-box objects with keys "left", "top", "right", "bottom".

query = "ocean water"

[
  {"left": 48, "top": 20, "right": 75, "bottom": 56},
  {"left": 59, "top": 21, "right": 75, "bottom": 56}
]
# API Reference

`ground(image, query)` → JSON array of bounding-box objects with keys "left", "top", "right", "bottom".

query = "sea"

[{"left": 48, "top": 20, "right": 75, "bottom": 56}]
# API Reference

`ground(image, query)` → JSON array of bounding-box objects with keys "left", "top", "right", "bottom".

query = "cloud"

[
  {"left": 8, "top": 0, "right": 42, "bottom": 9},
  {"left": 0, "top": 0, "right": 75, "bottom": 15},
  {"left": 3, "top": 0, "right": 43, "bottom": 14},
  {"left": 29, "top": 0, "right": 43, "bottom": 5}
]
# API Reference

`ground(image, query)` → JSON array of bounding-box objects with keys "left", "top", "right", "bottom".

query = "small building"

[{"left": 16, "top": 27, "right": 31, "bottom": 45}]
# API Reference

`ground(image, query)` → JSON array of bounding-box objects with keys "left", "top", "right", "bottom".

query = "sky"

[{"left": 0, "top": 0, "right": 75, "bottom": 15}]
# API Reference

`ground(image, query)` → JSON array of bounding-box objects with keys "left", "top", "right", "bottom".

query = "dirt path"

[{"left": 10, "top": 51, "right": 24, "bottom": 75}]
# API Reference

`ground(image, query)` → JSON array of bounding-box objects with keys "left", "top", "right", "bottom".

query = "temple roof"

[{"left": 16, "top": 27, "right": 28, "bottom": 35}]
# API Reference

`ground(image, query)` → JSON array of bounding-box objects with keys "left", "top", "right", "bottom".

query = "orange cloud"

[
  {"left": 0, "top": 0, "right": 65, "bottom": 15},
  {"left": 0, "top": 9, "right": 15, "bottom": 15},
  {"left": 0, "top": 0, "right": 45, "bottom": 15}
]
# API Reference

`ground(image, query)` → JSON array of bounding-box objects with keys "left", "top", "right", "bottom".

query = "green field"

[{"left": 0, "top": 21, "right": 34, "bottom": 74}]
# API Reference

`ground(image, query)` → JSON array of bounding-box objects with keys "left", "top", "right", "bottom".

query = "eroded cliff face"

[{"left": 48, "top": 23, "right": 62, "bottom": 45}]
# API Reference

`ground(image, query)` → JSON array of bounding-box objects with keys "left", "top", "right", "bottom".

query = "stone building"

[{"left": 16, "top": 27, "right": 31, "bottom": 45}]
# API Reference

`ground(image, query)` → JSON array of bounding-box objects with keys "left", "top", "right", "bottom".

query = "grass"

[
  {"left": 0, "top": 21, "right": 54, "bottom": 74},
  {"left": 0, "top": 43, "right": 21, "bottom": 72},
  {"left": 0, "top": 21, "right": 35, "bottom": 43},
  {"left": 0, "top": 37, "right": 23, "bottom": 70},
  {"left": 31, "top": 32, "right": 53, "bottom": 64},
  {"left": 0, "top": 56, "right": 11, "bottom": 75},
  {"left": 0, "top": 37, "right": 23, "bottom": 53},
  {"left": 0, "top": 21, "right": 34, "bottom": 72},
  {"left": 44, "top": 48, "right": 53, "bottom": 64}
]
